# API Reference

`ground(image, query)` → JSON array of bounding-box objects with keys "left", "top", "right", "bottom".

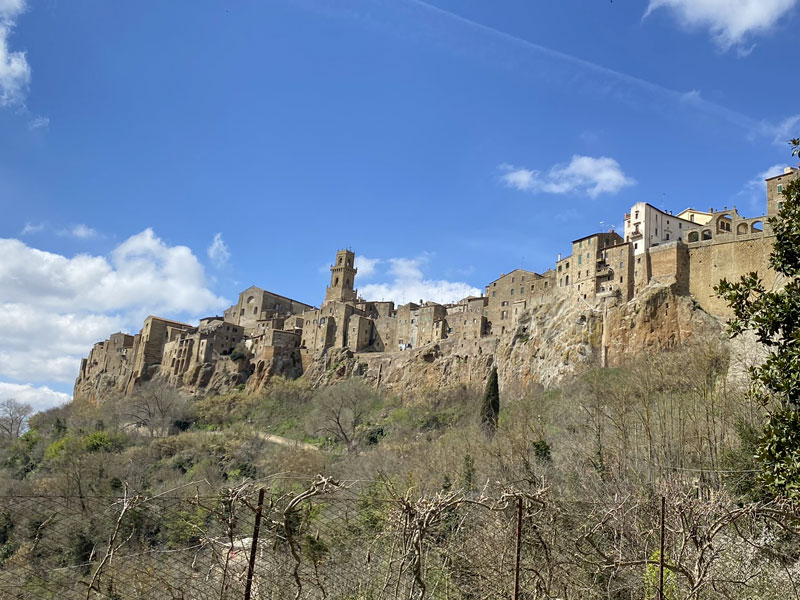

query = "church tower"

[{"left": 324, "top": 249, "right": 358, "bottom": 305}]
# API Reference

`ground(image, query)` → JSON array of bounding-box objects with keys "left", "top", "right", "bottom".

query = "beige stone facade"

[{"left": 766, "top": 167, "right": 799, "bottom": 217}]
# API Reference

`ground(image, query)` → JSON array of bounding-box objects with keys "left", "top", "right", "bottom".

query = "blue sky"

[{"left": 1, "top": 0, "right": 798, "bottom": 409}]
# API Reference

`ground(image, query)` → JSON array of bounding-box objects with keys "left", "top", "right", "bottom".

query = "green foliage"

[
  {"left": 3, "top": 428, "right": 42, "bottom": 479},
  {"left": 230, "top": 343, "right": 248, "bottom": 362},
  {"left": 356, "top": 479, "right": 389, "bottom": 533},
  {"left": 644, "top": 550, "right": 678, "bottom": 600},
  {"left": 756, "top": 408, "right": 800, "bottom": 499},
  {"left": 531, "top": 439, "right": 552, "bottom": 462},
  {"left": 162, "top": 507, "right": 209, "bottom": 548},
  {"left": 83, "top": 430, "right": 125, "bottom": 453},
  {"left": 480, "top": 367, "right": 500, "bottom": 437},
  {"left": 45, "top": 431, "right": 125, "bottom": 460},
  {"left": 461, "top": 452, "right": 475, "bottom": 491},
  {"left": 716, "top": 138, "right": 800, "bottom": 498}
]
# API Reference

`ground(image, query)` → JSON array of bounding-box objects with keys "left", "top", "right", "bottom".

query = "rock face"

[
  {"left": 74, "top": 281, "right": 724, "bottom": 402},
  {"left": 300, "top": 282, "right": 724, "bottom": 397}
]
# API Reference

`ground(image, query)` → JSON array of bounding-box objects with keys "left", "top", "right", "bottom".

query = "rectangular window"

[
  {"left": 778, "top": 184, "right": 783, "bottom": 193},
  {"left": 578, "top": 255, "right": 582, "bottom": 265}
]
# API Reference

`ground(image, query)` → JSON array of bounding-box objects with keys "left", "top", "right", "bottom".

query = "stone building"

[
  {"left": 766, "top": 166, "right": 799, "bottom": 216},
  {"left": 131, "top": 316, "right": 194, "bottom": 380},
  {"left": 223, "top": 286, "right": 313, "bottom": 335},
  {"left": 484, "top": 269, "right": 540, "bottom": 336},
  {"left": 75, "top": 160, "right": 798, "bottom": 401},
  {"left": 78, "top": 332, "right": 135, "bottom": 385},
  {"left": 161, "top": 317, "right": 245, "bottom": 381},
  {"left": 624, "top": 202, "right": 701, "bottom": 256}
]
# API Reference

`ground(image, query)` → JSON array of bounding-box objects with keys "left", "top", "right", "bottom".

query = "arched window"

[
  {"left": 338, "top": 257, "right": 343, "bottom": 265},
  {"left": 737, "top": 223, "right": 749, "bottom": 235},
  {"left": 335, "top": 277, "right": 339, "bottom": 285},
  {"left": 751, "top": 220, "right": 763, "bottom": 233},
  {"left": 687, "top": 231, "right": 699, "bottom": 242},
  {"left": 565, "top": 275, "right": 570, "bottom": 285},
  {"left": 702, "top": 229, "right": 712, "bottom": 241}
]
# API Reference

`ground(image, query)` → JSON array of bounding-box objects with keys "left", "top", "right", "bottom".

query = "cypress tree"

[{"left": 480, "top": 367, "right": 500, "bottom": 437}]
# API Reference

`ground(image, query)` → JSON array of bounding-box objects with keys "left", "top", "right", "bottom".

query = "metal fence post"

[
  {"left": 659, "top": 496, "right": 666, "bottom": 600},
  {"left": 244, "top": 488, "right": 266, "bottom": 600},
  {"left": 513, "top": 496, "right": 523, "bottom": 600}
]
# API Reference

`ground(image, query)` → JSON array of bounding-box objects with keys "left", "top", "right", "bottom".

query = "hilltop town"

[{"left": 74, "top": 166, "right": 799, "bottom": 401}]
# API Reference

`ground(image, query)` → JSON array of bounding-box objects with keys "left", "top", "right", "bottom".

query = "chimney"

[{"left": 557, "top": 253, "right": 562, "bottom": 261}]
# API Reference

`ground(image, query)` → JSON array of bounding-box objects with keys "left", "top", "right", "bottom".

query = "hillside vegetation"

[{"left": 2, "top": 341, "right": 799, "bottom": 599}]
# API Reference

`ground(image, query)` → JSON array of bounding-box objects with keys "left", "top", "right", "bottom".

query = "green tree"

[
  {"left": 716, "top": 138, "right": 800, "bottom": 498},
  {"left": 480, "top": 367, "right": 500, "bottom": 437}
]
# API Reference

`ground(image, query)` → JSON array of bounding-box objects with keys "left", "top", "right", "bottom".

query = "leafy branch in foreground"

[{"left": 715, "top": 138, "right": 800, "bottom": 498}]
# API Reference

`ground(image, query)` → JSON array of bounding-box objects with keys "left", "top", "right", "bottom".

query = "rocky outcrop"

[
  {"left": 74, "top": 281, "right": 725, "bottom": 402},
  {"left": 299, "top": 282, "right": 724, "bottom": 397}
]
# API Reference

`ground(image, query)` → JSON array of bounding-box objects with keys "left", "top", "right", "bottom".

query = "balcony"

[
  {"left": 629, "top": 230, "right": 643, "bottom": 240},
  {"left": 596, "top": 267, "right": 613, "bottom": 278}
]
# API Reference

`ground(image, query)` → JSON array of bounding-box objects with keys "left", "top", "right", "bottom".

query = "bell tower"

[{"left": 325, "top": 249, "right": 358, "bottom": 304}]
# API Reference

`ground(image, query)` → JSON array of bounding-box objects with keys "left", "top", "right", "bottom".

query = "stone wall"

[
  {"left": 688, "top": 234, "right": 779, "bottom": 317},
  {"left": 649, "top": 241, "right": 690, "bottom": 294}
]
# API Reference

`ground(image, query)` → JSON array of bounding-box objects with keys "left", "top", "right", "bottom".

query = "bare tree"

[
  {"left": 123, "top": 381, "right": 190, "bottom": 437},
  {"left": 0, "top": 398, "right": 33, "bottom": 440},
  {"left": 309, "top": 379, "right": 378, "bottom": 450}
]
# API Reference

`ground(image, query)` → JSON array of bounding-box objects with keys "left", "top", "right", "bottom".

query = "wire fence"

[{"left": 1, "top": 476, "right": 799, "bottom": 599}]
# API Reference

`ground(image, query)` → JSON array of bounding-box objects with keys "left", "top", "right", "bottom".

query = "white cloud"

[
  {"left": 771, "top": 114, "right": 800, "bottom": 145},
  {"left": 354, "top": 255, "right": 380, "bottom": 279},
  {"left": 360, "top": 256, "right": 481, "bottom": 305},
  {"left": 680, "top": 90, "right": 702, "bottom": 104},
  {"left": 738, "top": 163, "right": 788, "bottom": 213},
  {"left": 0, "top": 382, "right": 70, "bottom": 413},
  {"left": 27, "top": 115, "right": 48, "bottom": 130},
  {"left": 207, "top": 233, "right": 230, "bottom": 268},
  {"left": 499, "top": 155, "right": 635, "bottom": 199},
  {"left": 0, "top": 231, "right": 229, "bottom": 387},
  {"left": 19, "top": 221, "right": 43, "bottom": 235},
  {"left": 645, "top": 0, "right": 798, "bottom": 51},
  {"left": 69, "top": 224, "right": 98, "bottom": 239},
  {"left": 0, "top": 0, "right": 30, "bottom": 107}
]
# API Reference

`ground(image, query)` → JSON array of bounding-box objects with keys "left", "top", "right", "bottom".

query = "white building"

[{"left": 624, "top": 202, "right": 701, "bottom": 256}]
